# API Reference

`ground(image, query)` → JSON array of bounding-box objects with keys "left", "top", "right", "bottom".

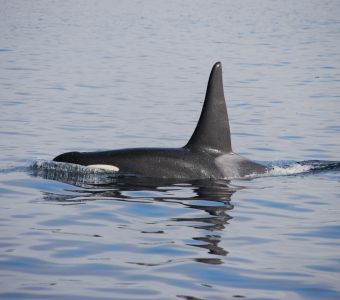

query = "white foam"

[
  {"left": 266, "top": 163, "right": 312, "bottom": 176},
  {"left": 31, "top": 160, "right": 121, "bottom": 186},
  {"left": 242, "top": 163, "right": 313, "bottom": 179}
]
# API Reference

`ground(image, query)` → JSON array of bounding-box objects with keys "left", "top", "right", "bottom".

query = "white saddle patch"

[{"left": 87, "top": 164, "right": 120, "bottom": 172}]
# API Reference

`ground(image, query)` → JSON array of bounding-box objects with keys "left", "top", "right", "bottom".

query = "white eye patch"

[{"left": 87, "top": 164, "right": 120, "bottom": 172}]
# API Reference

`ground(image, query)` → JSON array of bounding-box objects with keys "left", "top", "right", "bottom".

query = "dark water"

[{"left": 1, "top": 1, "right": 340, "bottom": 299}]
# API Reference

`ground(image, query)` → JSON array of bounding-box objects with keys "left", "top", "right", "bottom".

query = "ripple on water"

[{"left": 1, "top": 1, "right": 340, "bottom": 299}]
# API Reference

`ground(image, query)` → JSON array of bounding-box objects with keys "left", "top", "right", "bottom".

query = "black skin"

[
  {"left": 53, "top": 62, "right": 268, "bottom": 180},
  {"left": 54, "top": 147, "right": 224, "bottom": 179},
  {"left": 53, "top": 146, "right": 267, "bottom": 179}
]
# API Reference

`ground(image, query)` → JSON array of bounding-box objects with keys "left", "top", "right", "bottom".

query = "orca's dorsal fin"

[{"left": 185, "top": 62, "right": 232, "bottom": 153}]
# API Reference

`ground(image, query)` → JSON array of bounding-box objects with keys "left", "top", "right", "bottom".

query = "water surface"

[{"left": 0, "top": 1, "right": 340, "bottom": 299}]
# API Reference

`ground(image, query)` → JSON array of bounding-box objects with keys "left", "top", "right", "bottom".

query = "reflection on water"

[
  {"left": 30, "top": 159, "right": 340, "bottom": 274},
  {"left": 0, "top": 162, "right": 338, "bottom": 299},
  {"left": 34, "top": 162, "right": 237, "bottom": 267}
]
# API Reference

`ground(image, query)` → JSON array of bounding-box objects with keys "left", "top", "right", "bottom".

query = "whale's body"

[{"left": 54, "top": 62, "right": 267, "bottom": 179}]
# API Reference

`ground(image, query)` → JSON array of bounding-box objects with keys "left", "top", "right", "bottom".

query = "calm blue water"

[{"left": 1, "top": 1, "right": 340, "bottom": 299}]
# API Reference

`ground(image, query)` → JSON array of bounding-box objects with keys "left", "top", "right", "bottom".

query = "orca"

[{"left": 53, "top": 62, "right": 267, "bottom": 179}]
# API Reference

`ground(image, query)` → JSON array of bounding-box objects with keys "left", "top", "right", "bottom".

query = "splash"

[
  {"left": 31, "top": 160, "right": 128, "bottom": 186},
  {"left": 266, "top": 163, "right": 312, "bottom": 176},
  {"left": 261, "top": 160, "right": 340, "bottom": 178},
  {"left": 32, "top": 160, "right": 117, "bottom": 175}
]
